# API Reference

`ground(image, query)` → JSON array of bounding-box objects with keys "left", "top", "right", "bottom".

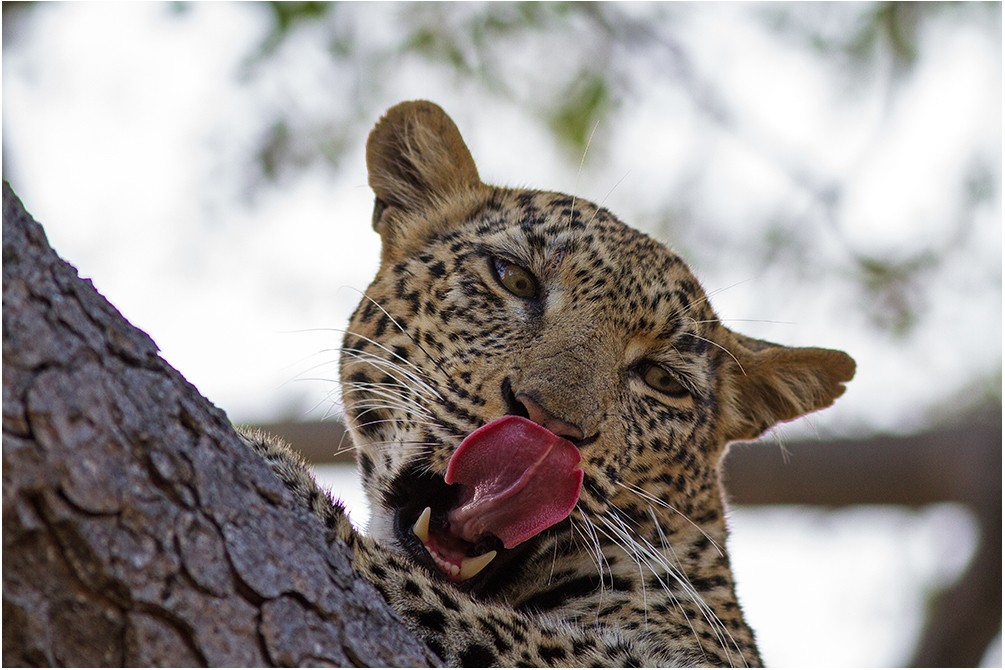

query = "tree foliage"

[
  {"left": 236, "top": 1, "right": 1000, "bottom": 345},
  {"left": 2, "top": 1, "right": 999, "bottom": 419}
]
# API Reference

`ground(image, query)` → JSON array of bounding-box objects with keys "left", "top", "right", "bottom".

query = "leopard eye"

[
  {"left": 492, "top": 257, "right": 539, "bottom": 298},
  {"left": 642, "top": 363, "right": 688, "bottom": 396}
]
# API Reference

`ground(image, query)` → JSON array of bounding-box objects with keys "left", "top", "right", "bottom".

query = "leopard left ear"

[
  {"left": 719, "top": 332, "right": 856, "bottom": 443},
  {"left": 366, "top": 101, "right": 486, "bottom": 263}
]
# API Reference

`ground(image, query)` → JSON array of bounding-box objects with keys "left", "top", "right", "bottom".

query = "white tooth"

[
  {"left": 459, "top": 550, "right": 497, "bottom": 580},
  {"left": 413, "top": 507, "right": 431, "bottom": 544}
]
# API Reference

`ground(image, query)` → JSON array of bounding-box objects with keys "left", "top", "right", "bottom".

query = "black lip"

[
  {"left": 386, "top": 464, "right": 541, "bottom": 597},
  {"left": 392, "top": 506, "right": 542, "bottom": 597},
  {"left": 393, "top": 505, "right": 447, "bottom": 576}
]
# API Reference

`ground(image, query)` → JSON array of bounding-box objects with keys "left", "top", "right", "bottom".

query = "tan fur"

[{"left": 251, "top": 100, "right": 855, "bottom": 667}]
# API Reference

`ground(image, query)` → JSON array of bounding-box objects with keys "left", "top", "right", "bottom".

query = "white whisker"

[
  {"left": 341, "top": 347, "right": 441, "bottom": 399},
  {"left": 616, "top": 482, "right": 724, "bottom": 556},
  {"left": 346, "top": 289, "right": 453, "bottom": 383},
  {"left": 597, "top": 507, "right": 746, "bottom": 666},
  {"left": 342, "top": 383, "right": 436, "bottom": 418},
  {"left": 683, "top": 330, "right": 745, "bottom": 376}
]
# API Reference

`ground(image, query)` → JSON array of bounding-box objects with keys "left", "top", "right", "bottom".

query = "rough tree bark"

[{"left": 2, "top": 182, "right": 441, "bottom": 667}]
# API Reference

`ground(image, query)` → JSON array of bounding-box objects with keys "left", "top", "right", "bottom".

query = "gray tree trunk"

[{"left": 2, "top": 182, "right": 440, "bottom": 667}]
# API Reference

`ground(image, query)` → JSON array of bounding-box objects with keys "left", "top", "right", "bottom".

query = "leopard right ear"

[
  {"left": 366, "top": 101, "right": 485, "bottom": 259},
  {"left": 718, "top": 331, "right": 856, "bottom": 443}
]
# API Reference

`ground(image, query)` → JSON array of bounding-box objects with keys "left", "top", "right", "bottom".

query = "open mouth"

[
  {"left": 408, "top": 505, "right": 503, "bottom": 582},
  {"left": 388, "top": 415, "right": 585, "bottom": 589},
  {"left": 390, "top": 470, "right": 512, "bottom": 591}
]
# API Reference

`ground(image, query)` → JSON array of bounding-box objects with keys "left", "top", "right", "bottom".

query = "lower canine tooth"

[
  {"left": 413, "top": 507, "right": 431, "bottom": 543},
  {"left": 459, "top": 550, "right": 497, "bottom": 580}
]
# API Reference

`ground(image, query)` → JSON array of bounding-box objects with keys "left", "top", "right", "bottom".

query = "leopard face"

[{"left": 338, "top": 101, "right": 854, "bottom": 662}]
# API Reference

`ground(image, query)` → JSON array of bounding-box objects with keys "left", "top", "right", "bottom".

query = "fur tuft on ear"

[
  {"left": 365, "top": 101, "right": 487, "bottom": 265},
  {"left": 366, "top": 100, "right": 481, "bottom": 216},
  {"left": 720, "top": 333, "right": 856, "bottom": 443}
]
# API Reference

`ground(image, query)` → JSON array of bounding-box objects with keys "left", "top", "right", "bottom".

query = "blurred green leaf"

[
  {"left": 260, "top": 1, "right": 331, "bottom": 55},
  {"left": 548, "top": 74, "right": 610, "bottom": 156},
  {"left": 856, "top": 252, "right": 938, "bottom": 337},
  {"left": 258, "top": 121, "right": 290, "bottom": 181},
  {"left": 404, "top": 24, "right": 471, "bottom": 75}
]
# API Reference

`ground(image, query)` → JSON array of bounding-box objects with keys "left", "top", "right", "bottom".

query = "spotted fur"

[{"left": 245, "top": 101, "right": 855, "bottom": 667}]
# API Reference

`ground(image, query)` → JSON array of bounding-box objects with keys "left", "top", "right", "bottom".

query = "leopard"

[{"left": 244, "top": 100, "right": 856, "bottom": 667}]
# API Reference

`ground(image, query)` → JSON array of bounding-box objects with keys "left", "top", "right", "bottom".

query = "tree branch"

[{"left": 2, "top": 182, "right": 440, "bottom": 667}]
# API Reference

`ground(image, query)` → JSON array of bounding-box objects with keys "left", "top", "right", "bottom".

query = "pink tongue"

[{"left": 445, "top": 416, "right": 584, "bottom": 549}]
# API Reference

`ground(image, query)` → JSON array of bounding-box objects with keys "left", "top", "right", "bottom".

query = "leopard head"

[{"left": 339, "top": 100, "right": 855, "bottom": 602}]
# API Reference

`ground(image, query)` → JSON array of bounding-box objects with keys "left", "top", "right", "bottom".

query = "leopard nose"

[{"left": 515, "top": 394, "right": 585, "bottom": 442}]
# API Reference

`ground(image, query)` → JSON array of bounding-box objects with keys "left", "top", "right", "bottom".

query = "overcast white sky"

[
  {"left": 3, "top": 3, "right": 1001, "bottom": 666},
  {"left": 4, "top": 2, "right": 1000, "bottom": 433}
]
